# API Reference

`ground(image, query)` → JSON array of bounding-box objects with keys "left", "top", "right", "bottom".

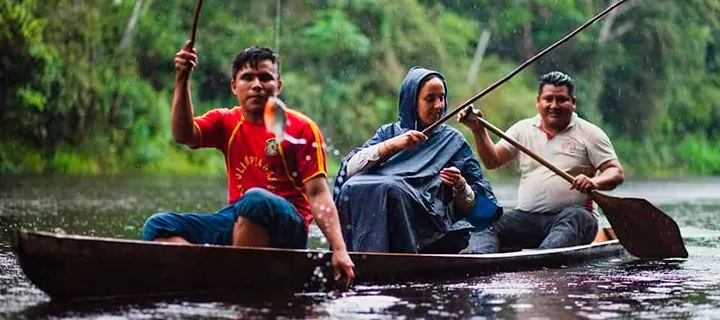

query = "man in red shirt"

[{"left": 142, "top": 42, "right": 355, "bottom": 286}]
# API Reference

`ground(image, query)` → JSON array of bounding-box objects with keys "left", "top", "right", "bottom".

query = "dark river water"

[{"left": 1, "top": 175, "right": 719, "bottom": 319}]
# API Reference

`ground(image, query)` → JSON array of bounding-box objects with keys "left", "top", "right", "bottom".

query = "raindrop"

[
  {"left": 333, "top": 150, "right": 340, "bottom": 156},
  {"left": 305, "top": 155, "right": 311, "bottom": 161}
]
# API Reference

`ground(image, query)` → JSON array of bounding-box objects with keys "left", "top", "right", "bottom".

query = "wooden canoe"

[{"left": 10, "top": 229, "right": 629, "bottom": 301}]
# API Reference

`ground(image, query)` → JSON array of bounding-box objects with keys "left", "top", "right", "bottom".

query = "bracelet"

[{"left": 452, "top": 179, "right": 466, "bottom": 192}]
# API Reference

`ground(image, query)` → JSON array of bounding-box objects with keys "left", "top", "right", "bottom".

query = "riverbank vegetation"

[{"left": 2, "top": 0, "right": 719, "bottom": 177}]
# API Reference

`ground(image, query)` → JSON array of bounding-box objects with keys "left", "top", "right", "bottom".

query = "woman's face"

[{"left": 417, "top": 77, "right": 445, "bottom": 127}]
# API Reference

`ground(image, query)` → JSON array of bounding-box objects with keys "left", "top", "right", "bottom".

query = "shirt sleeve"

[
  {"left": 192, "top": 109, "right": 226, "bottom": 150},
  {"left": 345, "top": 144, "right": 381, "bottom": 177},
  {"left": 496, "top": 122, "right": 521, "bottom": 159},
  {"left": 297, "top": 120, "right": 328, "bottom": 184},
  {"left": 454, "top": 182, "right": 476, "bottom": 212},
  {"left": 587, "top": 126, "right": 618, "bottom": 169}
]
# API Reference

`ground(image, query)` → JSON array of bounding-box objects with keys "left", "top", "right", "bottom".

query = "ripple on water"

[
  {"left": 0, "top": 251, "right": 48, "bottom": 315},
  {"left": 318, "top": 295, "right": 402, "bottom": 319},
  {"left": 2, "top": 177, "right": 720, "bottom": 318}
]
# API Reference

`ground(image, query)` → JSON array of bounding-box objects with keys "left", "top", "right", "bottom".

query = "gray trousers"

[{"left": 464, "top": 206, "right": 598, "bottom": 254}]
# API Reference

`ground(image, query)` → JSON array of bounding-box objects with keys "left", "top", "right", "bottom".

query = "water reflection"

[{"left": 1, "top": 175, "right": 720, "bottom": 318}]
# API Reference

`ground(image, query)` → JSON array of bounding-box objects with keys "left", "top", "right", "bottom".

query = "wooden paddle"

[
  {"left": 188, "top": 0, "right": 204, "bottom": 49},
  {"left": 474, "top": 116, "right": 688, "bottom": 259},
  {"left": 421, "top": 0, "right": 628, "bottom": 135}
]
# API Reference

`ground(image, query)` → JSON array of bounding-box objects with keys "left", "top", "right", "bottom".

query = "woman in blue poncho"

[{"left": 333, "top": 66, "right": 502, "bottom": 254}]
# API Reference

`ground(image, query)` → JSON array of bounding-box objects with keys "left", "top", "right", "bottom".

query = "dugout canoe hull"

[{"left": 10, "top": 229, "right": 629, "bottom": 301}]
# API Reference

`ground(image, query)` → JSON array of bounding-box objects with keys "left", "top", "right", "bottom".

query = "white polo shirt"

[{"left": 498, "top": 113, "right": 617, "bottom": 213}]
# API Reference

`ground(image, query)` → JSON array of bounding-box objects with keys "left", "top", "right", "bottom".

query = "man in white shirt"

[{"left": 458, "top": 71, "right": 625, "bottom": 253}]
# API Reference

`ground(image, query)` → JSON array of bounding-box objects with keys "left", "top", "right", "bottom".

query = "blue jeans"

[
  {"left": 142, "top": 188, "right": 308, "bottom": 248},
  {"left": 464, "top": 206, "right": 598, "bottom": 254}
]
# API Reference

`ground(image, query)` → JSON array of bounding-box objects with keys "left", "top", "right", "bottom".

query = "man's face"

[
  {"left": 231, "top": 60, "right": 282, "bottom": 114},
  {"left": 536, "top": 84, "right": 576, "bottom": 132}
]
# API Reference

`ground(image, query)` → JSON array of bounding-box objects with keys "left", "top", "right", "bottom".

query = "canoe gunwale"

[{"left": 14, "top": 229, "right": 623, "bottom": 258}]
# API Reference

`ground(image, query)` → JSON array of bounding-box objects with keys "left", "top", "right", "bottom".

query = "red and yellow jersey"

[{"left": 192, "top": 106, "right": 327, "bottom": 228}]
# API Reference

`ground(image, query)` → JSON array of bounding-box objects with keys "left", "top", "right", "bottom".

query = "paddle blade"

[
  {"left": 264, "top": 97, "right": 287, "bottom": 142},
  {"left": 592, "top": 192, "right": 688, "bottom": 259}
]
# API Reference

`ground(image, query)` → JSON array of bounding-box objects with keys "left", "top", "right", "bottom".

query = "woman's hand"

[
  {"left": 387, "top": 130, "right": 427, "bottom": 151},
  {"left": 440, "top": 166, "right": 466, "bottom": 191}
]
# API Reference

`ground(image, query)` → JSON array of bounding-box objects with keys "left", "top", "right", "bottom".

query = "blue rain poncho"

[{"left": 333, "top": 66, "right": 501, "bottom": 253}]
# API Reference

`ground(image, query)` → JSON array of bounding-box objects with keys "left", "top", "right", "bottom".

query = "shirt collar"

[{"left": 532, "top": 112, "right": 578, "bottom": 131}]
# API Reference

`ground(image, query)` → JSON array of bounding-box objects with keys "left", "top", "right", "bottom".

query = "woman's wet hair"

[{"left": 418, "top": 74, "right": 441, "bottom": 93}]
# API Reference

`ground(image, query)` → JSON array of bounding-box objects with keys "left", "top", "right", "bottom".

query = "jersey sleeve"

[
  {"left": 192, "top": 109, "right": 226, "bottom": 149},
  {"left": 296, "top": 120, "right": 328, "bottom": 184}
]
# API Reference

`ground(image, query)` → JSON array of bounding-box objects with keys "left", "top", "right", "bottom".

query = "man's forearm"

[
  {"left": 593, "top": 167, "right": 624, "bottom": 191},
  {"left": 316, "top": 211, "right": 347, "bottom": 252},
  {"left": 171, "top": 77, "right": 197, "bottom": 145},
  {"left": 472, "top": 129, "right": 503, "bottom": 169},
  {"left": 312, "top": 202, "right": 347, "bottom": 252},
  {"left": 307, "top": 188, "right": 348, "bottom": 252}
]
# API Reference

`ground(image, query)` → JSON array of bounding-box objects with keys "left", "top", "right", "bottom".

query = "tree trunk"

[{"left": 467, "top": 28, "right": 492, "bottom": 85}]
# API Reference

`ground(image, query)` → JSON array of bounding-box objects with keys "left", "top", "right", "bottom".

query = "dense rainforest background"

[{"left": 2, "top": 0, "right": 720, "bottom": 177}]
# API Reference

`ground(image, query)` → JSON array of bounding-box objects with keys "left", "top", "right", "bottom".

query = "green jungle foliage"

[{"left": 2, "top": 0, "right": 719, "bottom": 176}]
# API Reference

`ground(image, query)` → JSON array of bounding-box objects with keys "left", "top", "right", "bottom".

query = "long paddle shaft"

[
  {"left": 188, "top": 0, "right": 204, "bottom": 48},
  {"left": 421, "top": 0, "right": 629, "bottom": 135},
  {"left": 475, "top": 117, "right": 689, "bottom": 259},
  {"left": 476, "top": 118, "right": 574, "bottom": 183}
]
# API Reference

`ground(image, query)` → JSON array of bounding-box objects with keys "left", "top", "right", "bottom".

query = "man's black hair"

[
  {"left": 231, "top": 46, "right": 280, "bottom": 80},
  {"left": 538, "top": 71, "right": 574, "bottom": 96}
]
